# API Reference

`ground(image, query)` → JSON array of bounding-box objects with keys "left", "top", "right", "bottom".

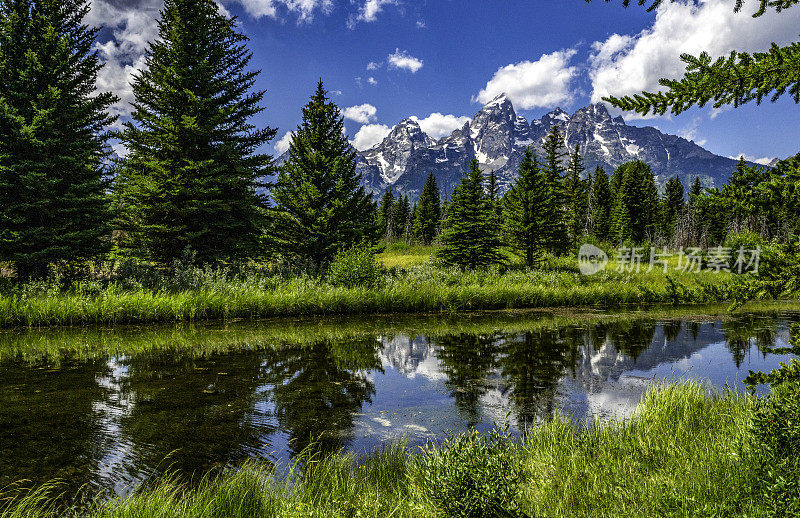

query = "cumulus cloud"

[
  {"left": 342, "top": 103, "right": 378, "bottom": 124},
  {"left": 347, "top": 0, "right": 398, "bottom": 28},
  {"left": 474, "top": 48, "right": 578, "bottom": 110},
  {"left": 410, "top": 113, "right": 470, "bottom": 139},
  {"left": 366, "top": 61, "right": 380, "bottom": 70},
  {"left": 367, "top": 76, "right": 378, "bottom": 85},
  {"left": 588, "top": 0, "right": 800, "bottom": 117},
  {"left": 728, "top": 154, "right": 776, "bottom": 166},
  {"left": 352, "top": 123, "right": 391, "bottom": 150},
  {"left": 275, "top": 131, "right": 294, "bottom": 154},
  {"left": 231, "top": 0, "right": 332, "bottom": 22},
  {"left": 387, "top": 49, "right": 424, "bottom": 73}
]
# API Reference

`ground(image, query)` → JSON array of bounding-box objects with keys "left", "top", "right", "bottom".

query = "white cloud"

[
  {"left": 352, "top": 124, "right": 391, "bottom": 150},
  {"left": 410, "top": 113, "right": 470, "bottom": 139},
  {"left": 367, "top": 76, "right": 378, "bottom": 85},
  {"left": 474, "top": 48, "right": 578, "bottom": 110},
  {"left": 588, "top": 0, "right": 800, "bottom": 117},
  {"left": 677, "top": 117, "right": 707, "bottom": 146},
  {"left": 275, "top": 131, "right": 293, "bottom": 154},
  {"left": 728, "top": 154, "right": 776, "bottom": 166},
  {"left": 230, "top": 0, "right": 333, "bottom": 22},
  {"left": 416, "top": 20, "right": 425, "bottom": 28},
  {"left": 347, "top": 0, "right": 398, "bottom": 28},
  {"left": 387, "top": 49, "right": 424, "bottom": 73},
  {"left": 342, "top": 103, "right": 378, "bottom": 124},
  {"left": 366, "top": 61, "right": 380, "bottom": 70}
]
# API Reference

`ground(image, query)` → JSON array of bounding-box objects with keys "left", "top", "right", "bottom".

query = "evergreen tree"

[
  {"left": 377, "top": 188, "right": 395, "bottom": 240},
  {"left": 391, "top": 194, "right": 411, "bottom": 242},
  {"left": 115, "top": 0, "right": 275, "bottom": 265},
  {"left": 661, "top": 176, "right": 685, "bottom": 241},
  {"left": 588, "top": 167, "right": 612, "bottom": 241},
  {"left": 565, "top": 145, "right": 589, "bottom": 245},
  {"left": 437, "top": 159, "right": 505, "bottom": 269},
  {"left": 0, "top": 0, "right": 116, "bottom": 277},
  {"left": 541, "top": 126, "right": 569, "bottom": 252},
  {"left": 271, "top": 81, "right": 374, "bottom": 266},
  {"left": 600, "top": 1, "right": 800, "bottom": 117},
  {"left": 610, "top": 161, "right": 659, "bottom": 243},
  {"left": 503, "top": 149, "right": 550, "bottom": 267},
  {"left": 413, "top": 173, "right": 441, "bottom": 245},
  {"left": 487, "top": 170, "right": 502, "bottom": 224}
]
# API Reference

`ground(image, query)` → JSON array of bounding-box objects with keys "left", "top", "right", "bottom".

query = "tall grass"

[
  {"left": 0, "top": 383, "right": 783, "bottom": 517},
  {"left": 0, "top": 258, "right": 758, "bottom": 328}
]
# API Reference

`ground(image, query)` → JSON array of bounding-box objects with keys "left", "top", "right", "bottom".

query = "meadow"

[
  {"left": 0, "top": 243, "right": 764, "bottom": 328},
  {"left": 2, "top": 382, "right": 796, "bottom": 518}
]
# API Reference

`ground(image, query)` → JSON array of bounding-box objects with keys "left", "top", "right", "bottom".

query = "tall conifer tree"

[
  {"left": 377, "top": 188, "right": 395, "bottom": 240},
  {"left": 503, "top": 149, "right": 550, "bottom": 267},
  {"left": 413, "top": 173, "right": 441, "bottom": 245},
  {"left": 661, "top": 176, "right": 685, "bottom": 241},
  {"left": 115, "top": 0, "right": 275, "bottom": 264},
  {"left": 0, "top": 0, "right": 116, "bottom": 277},
  {"left": 565, "top": 145, "right": 589, "bottom": 245},
  {"left": 588, "top": 167, "right": 612, "bottom": 241},
  {"left": 437, "top": 159, "right": 505, "bottom": 269},
  {"left": 541, "top": 126, "right": 569, "bottom": 253},
  {"left": 272, "top": 82, "right": 374, "bottom": 265}
]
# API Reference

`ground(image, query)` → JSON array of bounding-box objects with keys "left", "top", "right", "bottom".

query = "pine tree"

[
  {"left": 610, "top": 161, "right": 659, "bottom": 243},
  {"left": 115, "top": 0, "right": 275, "bottom": 265},
  {"left": 541, "top": 126, "right": 569, "bottom": 253},
  {"left": 565, "top": 145, "right": 589, "bottom": 245},
  {"left": 487, "top": 170, "right": 502, "bottom": 224},
  {"left": 661, "top": 176, "right": 685, "bottom": 241},
  {"left": 272, "top": 81, "right": 375, "bottom": 266},
  {"left": 413, "top": 173, "right": 441, "bottom": 245},
  {"left": 391, "top": 194, "right": 410, "bottom": 242},
  {"left": 0, "top": 0, "right": 116, "bottom": 277},
  {"left": 503, "top": 149, "right": 550, "bottom": 267},
  {"left": 377, "top": 188, "right": 395, "bottom": 240},
  {"left": 588, "top": 167, "right": 612, "bottom": 241},
  {"left": 437, "top": 159, "right": 505, "bottom": 269}
]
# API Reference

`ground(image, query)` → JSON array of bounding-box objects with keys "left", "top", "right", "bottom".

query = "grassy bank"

[
  {"left": 1, "top": 382, "right": 795, "bottom": 517},
  {"left": 0, "top": 256, "right": 759, "bottom": 328}
]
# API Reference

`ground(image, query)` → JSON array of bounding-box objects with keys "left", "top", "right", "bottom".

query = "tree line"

[{"left": 1, "top": 0, "right": 799, "bottom": 278}]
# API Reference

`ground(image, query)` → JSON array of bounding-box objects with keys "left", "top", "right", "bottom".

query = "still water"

[{"left": 0, "top": 309, "right": 797, "bottom": 499}]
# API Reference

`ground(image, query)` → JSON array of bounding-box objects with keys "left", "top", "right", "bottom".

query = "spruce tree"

[
  {"left": 413, "top": 173, "right": 441, "bottom": 245},
  {"left": 115, "top": 0, "right": 275, "bottom": 265},
  {"left": 541, "top": 126, "right": 569, "bottom": 253},
  {"left": 610, "top": 161, "right": 659, "bottom": 243},
  {"left": 0, "top": 0, "right": 116, "bottom": 277},
  {"left": 272, "top": 82, "right": 374, "bottom": 266},
  {"left": 487, "top": 170, "right": 502, "bottom": 224},
  {"left": 503, "top": 149, "right": 550, "bottom": 267},
  {"left": 565, "top": 145, "right": 589, "bottom": 245},
  {"left": 588, "top": 167, "right": 612, "bottom": 242},
  {"left": 377, "top": 188, "right": 395, "bottom": 240},
  {"left": 391, "top": 194, "right": 410, "bottom": 242},
  {"left": 661, "top": 176, "right": 685, "bottom": 241},
  {"left": 437, "top": 159, "right": 505, "bottom": 269}
]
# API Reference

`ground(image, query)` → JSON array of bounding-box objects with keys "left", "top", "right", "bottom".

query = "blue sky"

[{"left": 91, "top": 0, "right": 800, "bottom": 164}]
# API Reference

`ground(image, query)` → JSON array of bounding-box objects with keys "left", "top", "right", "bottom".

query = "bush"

[
  {"left": 327, "top": 243, "right": 385, "bottom": 289},
  {"left": 417, "top": 429, "right": 527, "bottom": 518},
  {"left": 724, "top": 230, "right": 763, "bottom": 254}
]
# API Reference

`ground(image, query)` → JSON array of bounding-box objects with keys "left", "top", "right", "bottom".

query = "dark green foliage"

[
  {"left": 271, "top": 82, "right": 375, "bottom": 266},
  {"left": 503, "top": 149, "right": 550, "bottom": 267},
  {"left": 594, "top": 1, "right": 800, "bottom": 117},
  {"left": 419, "top": 430, "right": 527, "bottom": 518},
  {"left": 391, "top": 194, "right": 411, "bottom": 242},
  {"left": 610, "top": 161, "right": 659, "bottom": 243},
  {"left": 327, "top": 242, "right": 385, "bottom": 289},
  {"left": 487, "top": 170, "right": 502, "bottom": 224},
  {"left": 377, "top": 188, "right": 395, "bottom": 240},
  {"left": 565, "top": 146, "right": 589, "bottom": 246},
  {"left": 661, "top": 176, "right": 685, "bottom": 241},
  {"left": 588, "top": 167, "right": 612, "bottom": 241},
  {"left": 437, "top": 159, "right": 505, "bottom": 269},
  {"left": 114, "top": 0, "right": 274, "bottom": 265},
  {"left": 413, "top": 173, "right": 441, "bottom": 245},
  {"left": 541, "top": 126, "right": 569, "bottom": 253},
  {"left": 0, "top": 0, "right": 116, "bottom": 277}
]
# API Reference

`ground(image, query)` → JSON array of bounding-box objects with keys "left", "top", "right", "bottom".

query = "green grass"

[
  {"left": 0, "top": 383, "right": 780, "bottom": 517},
  {"left": 0, "top": 258, "right": 763, "bottom": 328}
]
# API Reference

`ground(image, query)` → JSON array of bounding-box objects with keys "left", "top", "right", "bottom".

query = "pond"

[{"left": 0, "top": 308, "right": 797, "bottom": 502}]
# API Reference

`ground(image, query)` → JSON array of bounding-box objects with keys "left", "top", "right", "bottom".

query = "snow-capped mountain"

[{"left": 355, "top": 94, "right": 751, "bottom": 201}]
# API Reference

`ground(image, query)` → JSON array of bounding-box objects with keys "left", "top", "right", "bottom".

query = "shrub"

[
  {"left": 327, "top": 243, "right": 385, "bottom": 289},
  {"left": 724, "top": 230, "right": 763, "bottom": 255},
  {"left": 417, "top": 429, "right": 527, "bottom": 518}
]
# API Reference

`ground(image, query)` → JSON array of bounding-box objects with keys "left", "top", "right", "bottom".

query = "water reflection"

[{"left": 0, "top": 311, "right": 796, "bottom": 500}]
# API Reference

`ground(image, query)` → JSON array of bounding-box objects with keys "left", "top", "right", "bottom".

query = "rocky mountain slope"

[{"left": 356, "top": 95, "right": 750, "bottom": 201}]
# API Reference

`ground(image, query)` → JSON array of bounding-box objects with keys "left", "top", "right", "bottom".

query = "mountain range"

[{"left": 352, "top": 94, "right": 753, "bottom": 202}]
